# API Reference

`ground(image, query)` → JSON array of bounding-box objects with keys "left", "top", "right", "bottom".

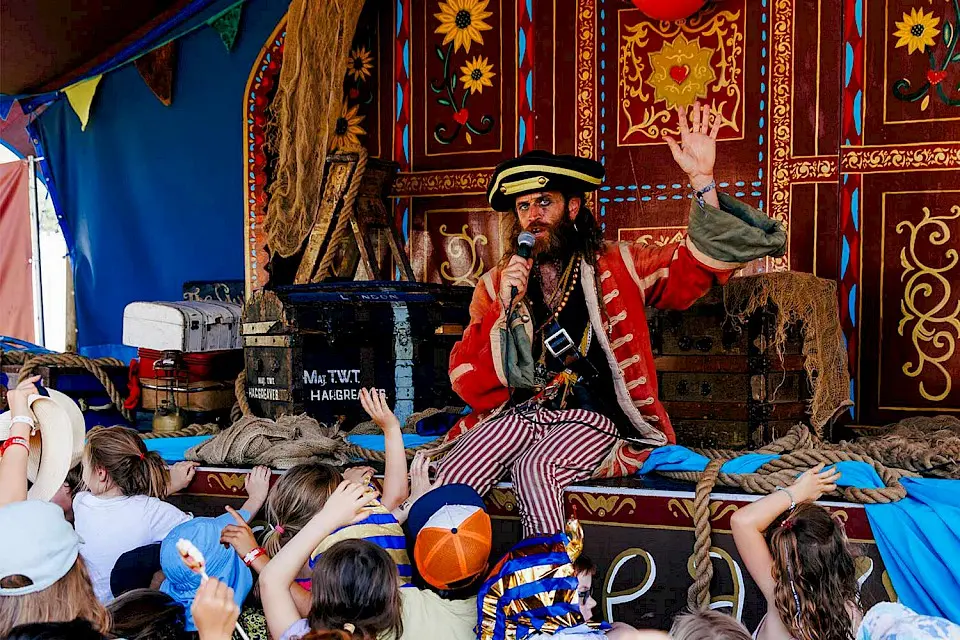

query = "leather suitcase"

[{"left": 123, "top": 301, "right": 243, "bottom": 352}]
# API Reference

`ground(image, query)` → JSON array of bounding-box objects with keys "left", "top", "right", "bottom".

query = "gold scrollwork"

[
  {"left": 882, "top": 570, "right": 899, "bottom": 602},
  {"left": 569, "top": 493, "right": 637, "bottom": 518},
  {"left": 439, "top": 224, "right": 489, "bottom": 287},
  {"left": 636, "top": 231, "right": 686, "bottom": 247},
  {"left": 207, "top": 473, "right": 247, "bottom": 493},
  {"left": 686, "top": 547, "right": 745, "bottom": 621},
  {"left": 603, "top": 547, "right": 657, "bottom": 623},
  {"left": 618, "top": 9, "right": 743, "bottom": 144},
  {"left": 392, "top": 170, "right": 490, "bottom": 196},
  {"left": 855, "top": 556, "right": 874, "bottom": 590},
  {"left": 843, "top": 146, "right": 960, "bottom": 172},
  {"left": 487, "top": 487, "right": 517, "bottom": 512},
  {"left": 668, "top": 498, "right": 739, "bottom": 523},
  {"left": 576, "top": 0, "right": 596, "bottom": 159},
  {"left": 896, "top": 205, "right": 960, "bottom": 402}
]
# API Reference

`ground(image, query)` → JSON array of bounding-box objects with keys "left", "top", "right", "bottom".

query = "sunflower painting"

[
  {"left": 893, "top": 7, "right": 941, "bottom": 54},
  {"left": 330, "top": 101, "right": 366, "bottom": 151},
  {"left": 891, "top": 0, "right": 960, "bottom": 109},
  {"left": 435, "top": 0, "right": 493, "bottom": 54},
  {"left": 460, "top": 56, "right": 496, "bottom": 94},
  {"left": 347, "top": 47, "right": 374, "bottom": 82}
]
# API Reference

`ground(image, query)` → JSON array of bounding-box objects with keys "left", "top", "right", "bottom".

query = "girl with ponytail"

[
  {"left": 73, "top": 426, "right": 198, "bottom": 603},
  {"left": 731, "top": 463, "right": 863, "bottom": 640}
]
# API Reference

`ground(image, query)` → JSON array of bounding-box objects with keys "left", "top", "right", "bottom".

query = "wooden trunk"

[
  {"left": 242, "top": 282, "right": 472, "bottom": 426},
  {"left": 649, "top": 287, "right": 811, "bottom": 449}
]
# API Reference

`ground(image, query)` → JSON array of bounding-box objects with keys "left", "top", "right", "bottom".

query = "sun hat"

[
  {"left": 0, "top": 386, "right": 86, "bottom": 501},
  {"left": 0, "top": 500, "right": 81, "bottom": 595},
  {"left": 407, "top": 483, "right": 492, "bottom": 590}
]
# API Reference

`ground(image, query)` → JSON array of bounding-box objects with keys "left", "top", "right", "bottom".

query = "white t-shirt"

[{"left": 73, "top": 491, "right": 191, "bottom": 602}]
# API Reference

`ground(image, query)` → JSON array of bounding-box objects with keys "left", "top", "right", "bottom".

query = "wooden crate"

[{"left": 649, "top": 287, "right": 811, "bottom": 449}]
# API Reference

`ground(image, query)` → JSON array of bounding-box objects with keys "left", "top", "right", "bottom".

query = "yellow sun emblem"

[
  {"left": 330, "top": 101, "right": 366, "bottom": 151},
  {"left": 347, "top": 47, "right": 374, "bottom": 82},
  {"left": 893, "top": 7, "right": 941, "bottom": 55},
  {"left": 459, "top": 56, "right": 496, "bottom": 94},
  {"left": 647, "top": 34, "right": 716, "bottom": 110},
  {"left": 435, "top": 0, "right": 493, "bottom": 54}
]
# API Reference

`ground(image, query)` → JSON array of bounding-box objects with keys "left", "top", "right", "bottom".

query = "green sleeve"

[{"left": 687, "top": 192, "right": 787, "bottom": 264}]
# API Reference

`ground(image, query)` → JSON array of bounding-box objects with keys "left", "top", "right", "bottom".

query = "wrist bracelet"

[
  {"left": 10, "top": 415, "right": 36, "bottom": 435},
  {"left": 1, "top": 437, "right": 29, "bottom": 455},
  {"left": 243, "top": 547, "right": 267, "bottom": 567},
  {"left": 776, "top": 486, "right": 796, "bottom": 511},
  {"left": 693, "top": 180, "right": 717, "bottom": 206}
]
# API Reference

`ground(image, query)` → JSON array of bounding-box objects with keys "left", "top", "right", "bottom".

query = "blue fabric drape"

[
  {"left": 32, "top": 0, "right": 288, "bottom": 353},
  {"left": 638, "top": 446, "right": 960, "bottom": 623}
]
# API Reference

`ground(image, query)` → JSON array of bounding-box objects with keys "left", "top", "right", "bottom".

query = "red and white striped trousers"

[{"left": 436, "top": 406, "right": 617, "bottom": 537}]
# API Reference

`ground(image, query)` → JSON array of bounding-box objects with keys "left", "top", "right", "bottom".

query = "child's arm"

[
  {"left": 238, "top": 466, "right": 272, "bottom": 519},
  {"left": 259, "top": 481, "right": 377, "bottom": 639},
  {"left": 0, "top": 375, "right": 41, "bottom": 507},
  {"left": 393, "top": 452, "right": 440, "bottom": 524},
  {"left": 359, "top": 388, "right": 409, "bottom": 511},
  {"left": 167, "top": 461, "right": 199, "bottom": 494},
  {"left": 730, "top": 463, "right": 840, "bottom": 601}
]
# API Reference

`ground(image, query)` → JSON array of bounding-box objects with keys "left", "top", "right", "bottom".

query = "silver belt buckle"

[{"left": 545, "top": 327, "right": 575, "bottom": 359}]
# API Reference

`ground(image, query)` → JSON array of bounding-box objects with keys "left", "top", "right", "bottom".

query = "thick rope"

[
  {"left": 315, "top": 148, "right": 368, "bottom": 280},
  {"left": 673, "top": 424, "right": 919, "bottom": 610},
  {"left": 7, "top": 352, "right": 133, "bottom": 422},
  {"left": 140, "top": 423, "right": 221, "bottom": 439},
  {"left": 688, "top": 459, "right": 723, "bottom": 610},
  {"left": 232, "top": 374, "right": 252, "bottom": 423}
]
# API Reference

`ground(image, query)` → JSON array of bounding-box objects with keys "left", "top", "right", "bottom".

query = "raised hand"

[
  {"left": 168, "top": 461, "right": 199, "bottom": 494},
  {"left": 359, "top": 388, "right": 401, "bottom": 433},
  {"left": 220, "top": 506, "right": 260, "bottom": 559},
  {"left": 664, "top": 101, "right": 721, "bottom": 188},
  {"left": 191, "top": 577, "right": 240, "bottom": 640},
  {"left": 343, "top": 465, "right": 376, "bottom": 485},
  {"left": 790, "top": 463, "right": 842, "bottom": 503},
  {"left": 320, "top": 480, "right": 378, "bottom": 528}
]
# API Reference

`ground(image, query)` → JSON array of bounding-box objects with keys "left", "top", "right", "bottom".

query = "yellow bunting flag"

[{"left": 64, "top": 75, "right": 103, "bottom": 131}]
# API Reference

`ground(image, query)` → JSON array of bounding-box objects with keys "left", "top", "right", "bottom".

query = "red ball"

[{"left": 630, "top": 0, "right": 707, "bottom": 20}]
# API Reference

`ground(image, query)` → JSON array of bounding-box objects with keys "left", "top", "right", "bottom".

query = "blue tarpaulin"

[
  {"left": 638, "top": 446, "right": 960, "bottom": 623},
  {"left": 32, "top": 0, "right": 288, "bottom": 354}
]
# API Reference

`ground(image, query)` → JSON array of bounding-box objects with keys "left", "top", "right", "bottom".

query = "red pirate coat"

[{"left": 444, "top": 194, "right": 786, "bottom": 475}]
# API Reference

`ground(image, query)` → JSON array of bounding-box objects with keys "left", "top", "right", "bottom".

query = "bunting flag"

[
  {"left": 135, "top": 41, "right": 178, "bottom": 106},
  {"left": 208, "top": 4, "right": 244, "bottom": 52},
  {"left": 64, "top": 75, "right": 103, "bottom": 131}
]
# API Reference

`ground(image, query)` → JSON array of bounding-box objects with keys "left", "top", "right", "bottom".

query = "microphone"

[{"left": 511, "top": 231, "right": 537, "bottom": 300}]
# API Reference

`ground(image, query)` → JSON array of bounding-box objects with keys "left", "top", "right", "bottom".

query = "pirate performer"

[{"left": 436, "top": 102, "right": 787, "bottom": 537}]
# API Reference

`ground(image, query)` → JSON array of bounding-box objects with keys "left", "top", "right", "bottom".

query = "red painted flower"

[
  {"left": 927, "top": 69, "right": 947, "bottom": 85},
  {"left": 453, "top": 108, "right": 470, "bottom": 125},
  {"left": 348, "top": 87, "right": 360, "bottom": 100}
]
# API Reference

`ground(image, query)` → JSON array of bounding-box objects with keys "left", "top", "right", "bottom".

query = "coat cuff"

[{"left": 685, "top": 193, "right": 787, "bottom": 270}]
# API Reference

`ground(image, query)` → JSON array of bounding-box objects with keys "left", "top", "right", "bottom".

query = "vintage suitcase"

[
  {"left": 133, "top": 349, "right": 243, "bottom": 412},
  {"left": 648, "top": 287, "right": 811, "bottom": 449},
  {"left": 242, "top": 282, "right": 473, "bottom": 425},
  {"left": 123, "top": 301, "right": 243, "bottom": 352}
]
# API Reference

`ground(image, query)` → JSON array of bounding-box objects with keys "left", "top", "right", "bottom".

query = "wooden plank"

[{"left": 654, "top": 354, "right": 806, "bottom": 372}]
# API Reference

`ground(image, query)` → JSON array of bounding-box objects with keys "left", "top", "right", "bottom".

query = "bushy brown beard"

[{"left": 528, "top": 209, "right": 576, "bottom": 260}]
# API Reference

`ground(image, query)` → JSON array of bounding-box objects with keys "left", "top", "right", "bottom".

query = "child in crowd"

[
  {"left": 159, "top": 469, "right": 271, "bottom": 633},
  {"left": 49, "top": 465, "right": 83, "bottom": 525},
  {"left": 107, "top": 588, "right": 189, "bottom": 640},
  {"left": 259, "top": 481, "right": 402, "bottom": 640},
  {"left": 731, "top": 463, "right": 862, "bottom": 640},
  {"left": 857, "top": 602, "right": 960, "bottom": 640},
  {"left": 0, "top": 500, "right": 111, "bottom": 636},
  {"left": 6, "top": 619, "right": 106, "bottom": 640},
  {"left": 73, "top": 425, "right": 201, "bottom": 602},
  {"left": 669, "top": 610, "right": 751, "bottom": 640}
]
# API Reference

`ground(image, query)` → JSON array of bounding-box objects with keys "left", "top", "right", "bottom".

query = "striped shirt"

[{"left": 309, "top": 504, "right": 412, "bottom": 584}]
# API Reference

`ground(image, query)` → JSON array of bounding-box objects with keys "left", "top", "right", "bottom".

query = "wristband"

[
  {"left": 1, "top": 437, "right": 29, "bottom": 455},
  {"left": 10, "top": 415, "right": 36, "bottom": 435},
  {"left": 776, "top": 486, "right": 796, "bottom": 511},
  {"left": 693, "top": 180, "right": 716, "bottom": 206},
  {"left": 243, "top": 547, "right": 267, "bottom": 567}
]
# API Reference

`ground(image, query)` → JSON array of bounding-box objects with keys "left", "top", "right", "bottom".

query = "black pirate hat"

[{"left": 486, "top": 150, "right": 605, "bottom": 212}]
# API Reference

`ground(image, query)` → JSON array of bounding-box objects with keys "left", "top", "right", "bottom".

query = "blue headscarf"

[{"left": 160, "top": 509, "right": 253, "bottom": 631}]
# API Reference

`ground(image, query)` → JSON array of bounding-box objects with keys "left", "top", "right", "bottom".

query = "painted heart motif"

[
  {"left": 670, "top": 65, "right": 690, "bottom": 84},
  {"left": 453, "top": 109, "right": 470, "bottom": 125},
  {"left": 927, "top": 69, "right": 948, "bottom": 85}
]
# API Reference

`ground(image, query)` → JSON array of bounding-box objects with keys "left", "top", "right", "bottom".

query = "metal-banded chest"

[
  {"left": 241, "top": 282, "right": 472, "bottom": 426},
  {"left": 648, "top": 287, "right": 810, "bottom": 449}
]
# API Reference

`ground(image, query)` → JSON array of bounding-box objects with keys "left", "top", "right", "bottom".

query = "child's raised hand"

[
  {"left": 321, "top": 480, "right": 378, "bottom": 528},
  {"left": 220, "top": 506, "right": 260, "bottom": 559},
  {"left": 342, "top": 465, "right": 375, "bottom": 485},
  {"left": 244, "top": 466, "right": 272, "bottom": 504},
  {"left": 359, "top": 388, "right": 401, "bottom": 433},
  {"left": 408, "top": 452, "right": 440, "bottom": 506},
  {"left": 191, "top": 577, "right": 240, "bottom": 640},
  {"left": 6, "top": 375, "right": 41, "bottom": 423},
  {"left": 790, "top": 462, "right": 842, "bottom": 503}
]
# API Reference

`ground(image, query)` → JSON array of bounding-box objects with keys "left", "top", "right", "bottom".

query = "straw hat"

[{"left": 0, "top": 388, "right": 86, "bottom": 501}]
